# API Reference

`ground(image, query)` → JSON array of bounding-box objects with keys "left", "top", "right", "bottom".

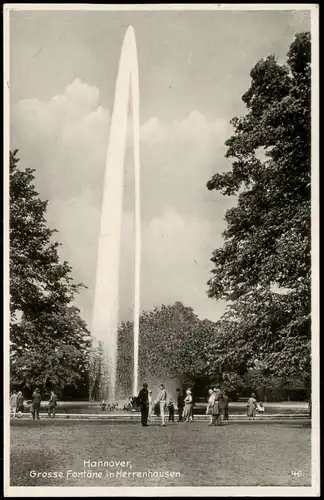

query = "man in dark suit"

[
  {"left": 32, "top": 388, "right": 42, "bottom": 420},
  {"left": 176, "top": 388, "right": 184, "bottom": 422},
  {"left": 222, "top": 391, "right": 229, "bottom": 423},
  {"left": 48, "top": 390, "right": 58, "bottom": 418},
  {"left": 137, "top": 383, "right": 149, "bottom": 427}
]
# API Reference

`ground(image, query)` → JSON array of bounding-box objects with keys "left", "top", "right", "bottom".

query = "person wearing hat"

[
  {"left": 32, "top": 388, "right": 42, "bottom": 420},
  {"left": 48, "top": 390, "right": 58, "bottom": 419},
  {"left": 137, "top": 382, "right": 150, "bottom": 426},
  {"left": 247, "top": 393, "right": 257, "bottom": 420},
  {"left": 211, "top": 386, "right": 223, "bottom": 426}
]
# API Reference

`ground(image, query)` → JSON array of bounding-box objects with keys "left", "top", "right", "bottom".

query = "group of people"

[
  {"left": 9, "top": 388, "right": 58, "bottom": 419},
  {"left": 206, "top": 386, "right": 229, "bottom": 426},
  {"left": 10, "top": 385, "right": 267, "bottom": 423},
  {"left": 9, "top": 390, "right": 24, "bottom": 418},
  {"left": 136, "top": 383, "right": 230, "bottom": 427},
  {"left": 137, "top": 383, "right": 168, "bottom": 426}
]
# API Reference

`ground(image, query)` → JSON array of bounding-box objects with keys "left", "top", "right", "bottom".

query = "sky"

[{"left": 9, "top": 7, "right": 311, "bottom": 328}]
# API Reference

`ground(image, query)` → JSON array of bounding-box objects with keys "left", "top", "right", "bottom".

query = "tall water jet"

[{"left": 92, "top": 26, "right": 141, "bottom": 402}]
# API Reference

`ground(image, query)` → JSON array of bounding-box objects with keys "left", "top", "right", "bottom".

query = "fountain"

[{"left": 92, "top": 26, "right": 141, "bottom": 402}]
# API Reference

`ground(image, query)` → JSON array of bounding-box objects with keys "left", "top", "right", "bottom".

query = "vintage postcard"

[{"left": 3, "top": 3, "right": 319, "bottom": 497}]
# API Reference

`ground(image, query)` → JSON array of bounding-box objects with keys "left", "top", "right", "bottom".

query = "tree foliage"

[
  {"left": 117, "top": 302, "right": 220, "bottom": 396},
  {"left": 10, "top": 150, "right": 84, "bottom": 320},
  {"left": 10, "top": 150, "right": 91, "bottom": 394},
  {"left": 206, "top": 33, "right": 311, "bottom": 387}
]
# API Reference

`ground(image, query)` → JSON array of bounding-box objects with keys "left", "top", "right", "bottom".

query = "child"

[
  {"left": 168, "top": 399, "right": 175, "bottom": 422},
  {"left": 256, "top": 401, "right": 265, "bottom": 419}
]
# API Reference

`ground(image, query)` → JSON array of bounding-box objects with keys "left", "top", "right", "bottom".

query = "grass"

[{"left": 10, "top": 420, "right": 311, "bottom": 487}]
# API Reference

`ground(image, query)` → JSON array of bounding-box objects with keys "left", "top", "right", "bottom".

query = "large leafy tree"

[
  {"left": 206, "top": 33, "right": 311, "bottom": 387},
  {"left": 117, "top": 302, "right": 220, "bottom": 397},
  {"left": 206, "top": 289, "right": 310, "bottom": 390},
  {"left": 10, "top": 150, "right": 91, "bottom": 394}
]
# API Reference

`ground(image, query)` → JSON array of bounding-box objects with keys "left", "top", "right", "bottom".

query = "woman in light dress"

[
  {"left": 155, "top": 384, "right": 168, "bottom": 426},
  {"left": 10, "top": 390, "right": 18, "bottom": 418},
  {"left": 206, "top": 389, "right": 214, "bottom": 425},
  {"left": 247, "top": 393, "right": 257, "bottom": 420},
  {"left": 148, "top": 390, "right": 154, "bottom": 422},
  {"left": 183, "top": 389, "right": 193, "bottom": 422}
]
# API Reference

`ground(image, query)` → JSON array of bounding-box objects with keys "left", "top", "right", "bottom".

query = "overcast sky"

[{"left": 10, "top": 8, "right": 310, "bottom": 328}]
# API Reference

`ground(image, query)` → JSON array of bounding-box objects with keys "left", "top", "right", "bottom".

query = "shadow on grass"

[{"left": 281, "top": 421, "right": 311, "bottom": 429}]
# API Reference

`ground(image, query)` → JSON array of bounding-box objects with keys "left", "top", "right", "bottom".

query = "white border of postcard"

[{"left": 3, "top": 3, "right": 320, "bottom": 497}]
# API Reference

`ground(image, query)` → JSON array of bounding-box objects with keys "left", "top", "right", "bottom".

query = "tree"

[
  {"left": 206, "top": 33, "right": 311, "bottom": 387},
  {"left": 216, "top": 288, "right": 309, "bottom": 380},
  {"left": 116, "top": 302, "right": 221, "bottom": 396},
  {"left": 10, "top": 305, "right": 91, "bottom": 395},
  {"left": 10, "top": 150, "right": 90, "bottom": 394}
]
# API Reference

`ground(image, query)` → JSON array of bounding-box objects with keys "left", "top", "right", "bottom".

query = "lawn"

[{"left": 10, "top": 420, "right": 311, "bottom": 487}]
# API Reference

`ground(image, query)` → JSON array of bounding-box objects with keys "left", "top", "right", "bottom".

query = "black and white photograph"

[{"left": 4, "top": 3, "right": 319, "bottom": 497}]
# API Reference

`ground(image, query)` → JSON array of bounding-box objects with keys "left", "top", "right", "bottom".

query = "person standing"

[
  {"left": 137, "top": 383, "right": 149, "bottom": 427},
  {"left": 183, "top": 389, "right": 193, "bottom": 422},
  {"left": 256, "top": 401, "right": 265, "bottom": 419},
  {"left": 211, "top": 386, "right": 223, "bottom": 426},
  {"left": 206, "top": 389, "right": 214, "bottom": 425},
  {"left": 16, "top": 391, "right": 24, "bottom": 418},
  {"left": 168, "top": 399, "right": 175, "bottom": 422},
  {"left": 48, "top": 390, "right": 58, "bottom": 419},
  {"left": 176, "top": 388, "right": 184, "bottom": 422},
  {"left": 148, "top": 390, "right": 154, "bottom": 422},
  {"left": 247, "top": 393, "right": 257, "bottom": 420},
  {"left": 32, "top": 388, "right": 42, "bottom": 420},
  {"left": 222, "top": 391, "right": 229, "bottom": 423},
  {"left": 10, "top": 390, "right": 18, "bottom": 418},
  {"left": 155, "top": 384, "right": 167, "bottom": 426}
]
